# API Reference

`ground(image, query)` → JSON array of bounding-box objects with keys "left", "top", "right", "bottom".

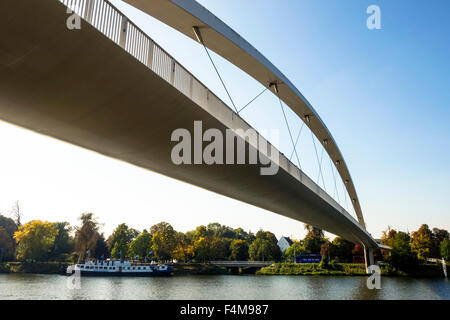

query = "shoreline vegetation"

[
  {"left": 0, "top": 261, "right": 446, "bottom": 277},
  {"left": 1, "top": 209, "right": 449, "bottom": 278},
  {"left": 256, "top": 262, "right": 446, "bottom": 277}
]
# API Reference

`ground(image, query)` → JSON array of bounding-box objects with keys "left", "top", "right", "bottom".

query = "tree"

[
  {"left": 432, "top": 228, "right": 449, "bottom": 257},
  {"left": 0, "top": 227, "right": 14, "bottom": 261},
  {"left": 304, "top": 224, "right": 324, "bottom": 238},
  {"left": 192, "top": 225, "right": 208, "bottom": 241},
  {"left": 255, "top": 230, "right": 278, "bottom": 244},
  {"left": 410, "top": 224, "right": 434, "bottom": 260},
  {"left": 329, "top": 237, "right": 354, "bottom": 262},
  {"left": 171, "top": 232, "right": 194, "bottom": 262},
  {"left": 108, "top": 223, "right": 139, "bottom": 259},
  {"left": 14, "top": 220, "right": 58, "bottom": 261},
  {"left": 249, "top": 238, "right": 281, "bottom": 261},
  {"left": 0, "top": 215, "right": 17, "bottom": 261},
  {"left": 209, "top": 237, "right": 230, "bottom": 261},
  {"left": 440, "top": 239, "right": 450, "bottom": 261},
  {"left": 388, "top": 231, "right": 418, "bottom": 270},
  {"left": 149, "top": 222, "right": 175, "bottom": 237},
  {"left": 0, "top": 214, "right": 18, "bottom": 237},
  {"left": 207, "top": 223, "right": 236, "bottom": 239},
  {"left": 49, "top": 222, "right": 74, "bottom": 261},
  {"left": 149, "top": 222, "right": 177, "bottom": 261},
  {"left": 193, "top": 236, "right": 210, "bottom": 262},
  {"left": 303, "top": 224, "right": 326, "bottom": 254},
  {"left": 381, "top": 227, "right": 397, "bottom": 248},
  {"left": 229, "top": 239, "right": 249, "bottom": 261},
  {"left": 233, "top": 228, "right": 251, "bottom": 241},
  {"left": 283, "top": 241, "right": 306, "bottom": 261},
  {"left": 74, "top": 213, "right": 101, "bottom": 262},
  {"left": 151, "top": 223, "right": 177, "bottom": 262},
  {"left": 128, "top": 230, "right": 152, "bottom": 260},
  {"left": 93, "top": 233, "right": 109, "bottom": 259}
]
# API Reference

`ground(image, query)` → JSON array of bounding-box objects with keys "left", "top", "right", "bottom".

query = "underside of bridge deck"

[{"left": 0, "top": 0, "right": 377, "bottom": 250}]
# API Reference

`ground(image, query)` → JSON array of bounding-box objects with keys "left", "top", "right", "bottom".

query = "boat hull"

[{"left": 67, "top": 270, "right": 172, "bottom": 277}]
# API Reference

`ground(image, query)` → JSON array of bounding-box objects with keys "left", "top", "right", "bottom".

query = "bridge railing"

[
  {"left": 60, "top": 0, "right": 219, "bottom": 113},
  {"left": 59, "top": 0, "right": 360, "bottom": 227}
]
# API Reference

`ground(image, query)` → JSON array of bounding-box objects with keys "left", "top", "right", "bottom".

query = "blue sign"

[
  {"left": 0, "top": 248, "right": 6, "bottom": 254},
  {"left": 295, "top": 254, "right": 322, "bottom": 263}
]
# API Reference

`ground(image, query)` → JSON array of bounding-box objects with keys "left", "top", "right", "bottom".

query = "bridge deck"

[{"left": 0, "top": 0, "right": 377, "bottom": 248}]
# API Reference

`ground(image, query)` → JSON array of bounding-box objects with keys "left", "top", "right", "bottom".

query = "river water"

[{"left": 0, "top": 274, "right": 448, "bottom": 300}]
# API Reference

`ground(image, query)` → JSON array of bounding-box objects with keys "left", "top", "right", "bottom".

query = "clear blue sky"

[{"left": 0, "top": 0, "right": 448, "bottom": 239}]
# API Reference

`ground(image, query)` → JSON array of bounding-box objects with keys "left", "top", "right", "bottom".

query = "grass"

[
  {"left": 256, "top": 262, "right": 446, "bottom": 277},
  {"left": 256, "top": 263, "right": 367, "bottom": 276}
]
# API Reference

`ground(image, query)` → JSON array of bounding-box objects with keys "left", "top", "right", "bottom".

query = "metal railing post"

[
  {"left": 147, "top": 41, "right": 154, "bottom": 70},
  {"left": 119, "top": 16, "right": 128, "bottom": 49},
  {"left": 84, "top": 0, "right": 95, "bottom": 23},
  {"left": 170, "top": 60, "right": 176, "bottom": 85}
]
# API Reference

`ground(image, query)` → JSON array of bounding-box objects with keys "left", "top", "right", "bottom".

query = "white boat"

[{"left": 67, "top": 260, "right": 172, "bottom": 277}]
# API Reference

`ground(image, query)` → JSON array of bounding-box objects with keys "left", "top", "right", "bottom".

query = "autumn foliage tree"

[{"left": 14, "top": 220, "right": 58, "bottom": 261}]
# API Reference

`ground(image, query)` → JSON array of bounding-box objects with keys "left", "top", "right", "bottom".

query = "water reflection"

[{"left": 0, "top": 274, "right": 448, "bottom": 300}]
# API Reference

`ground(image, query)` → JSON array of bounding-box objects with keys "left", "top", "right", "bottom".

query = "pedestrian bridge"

[{"left": 0, "top": 0, "right": 379, "bottom": 263}]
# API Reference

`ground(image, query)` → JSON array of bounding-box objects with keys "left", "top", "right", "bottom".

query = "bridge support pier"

[{"left": 364, "top": 246, "right": 375, "bottom": 274}]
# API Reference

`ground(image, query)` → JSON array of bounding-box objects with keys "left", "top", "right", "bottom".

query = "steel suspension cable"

[
  {"left": 342, "top": 179, "right": 349, "bottom": 211},
  {"left": 289, "top": 122, "right": 305, "bottom": 162},
  {"left": 329, "top": 156, "right": 340, "bottom": 203},
  {"left": 276, "top": 93, "right": 302, "bottom": 170},
  {"left": 201, "top": 44, "right": 239, "bottom": 114},
  {"left": 238, "top": 86, "right": 269, "bottom": 114},
  {"left": 311, "top": 130, "right": 326, "bottom": 191}
]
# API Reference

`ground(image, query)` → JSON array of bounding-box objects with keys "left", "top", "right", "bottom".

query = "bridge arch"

[{"left": 123, "top": 0, "right": 366, "bottom": 228}]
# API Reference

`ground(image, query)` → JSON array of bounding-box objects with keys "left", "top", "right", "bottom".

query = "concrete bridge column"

[{"left": 364, "top": 246, "right": 375, "bottom": 274}]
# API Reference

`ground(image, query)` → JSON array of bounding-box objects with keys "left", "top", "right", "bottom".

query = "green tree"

[
  {"left": 128, "top": 230, "right": 152, "bottom": 260},
  {"left": 172, "top": 232, "right": 194, "bottom": 263},
  {"left": 388, "top": 231, "right": 418, "bottom": 270},
  {"left": 93, "top": 233, "right": 109, "bottom": 259},
  {"left": 440, "top": 239, "right": 450, "bottom": 261},
  {"left": 283, "top": 241, "right": 306, "bottom": 261},
  {"left": 192, "top": 225, "right": 208, "bottom": 240},
  {"left": 329, "top": 237, "right": 354, "bottom": 262},
  {"left": 381, "top": 227, "right": 397, "bottom": 248},
  {"left": 14, "top": 220, "right": 58, "bottom": 261},
  {"left": 108, "top": 223, "right": 139, "bottom": 259},
  {"left": 0, "top": 214, "right": 18, "bottom": 260},
  {"left": 74, "top": 213, "right": 101, "bottom": 262},
  {"left": 230, "top": 239, "right": 249, "bottom": 261},
  {"left": 0, "top": 214, "right": 18, "bottom": 238},
  {"left": 151, "top": 228, "right": 177, "bottom": 262},
  {"left": 410, "top": 224, "right": 434, "bottom": 260},
  {"left": 249, "top": 238, "right": 281, "bottom": 261},
  {"left": 193, "top": 236, "right": 210, "bottom": 262},
  {"left": 49, "top": 222, "right": 74, "bottom": 261},
  {"left": 255, "top": 230, "right": 278, "bottom": 244},
  {"left": 207, "top": 223, "right": 236, "bottom": 239},
  {"left": 0, "top": 226, "right": 14, "bottom": 261},
  {"left": 303, "top": 224, "right": 326, "bottom": 254},
  {"left": 150, "top": 222, "right": 175, "bottom": 237},
  {"left": 209, "top": 237, "right": 230, "bottom": 261},
  {"left": 432, "top": 228, "right": 449, "bottom": 257}
]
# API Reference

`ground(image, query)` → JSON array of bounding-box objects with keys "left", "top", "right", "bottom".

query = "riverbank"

[
  {"left": 0, "top": 262, "right": 69, "bottom": 274},
  {"left": 1, "top": 261, "right": 445, "bottom": 277},
  {"left": 256, "top": 262, "right": 446, "bottom": 277},
  {"left": 0, "top": 262, "right": 229, "bottom": 276}
]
